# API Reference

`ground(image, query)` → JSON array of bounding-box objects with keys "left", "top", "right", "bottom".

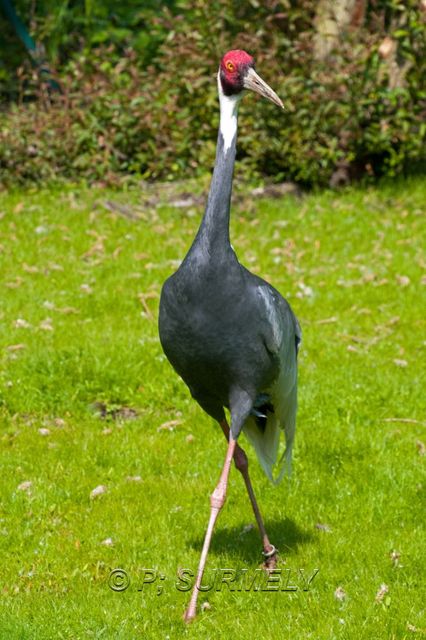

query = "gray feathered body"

[{"left": 158, "top": 113, "right": 300, "bottom": 483}]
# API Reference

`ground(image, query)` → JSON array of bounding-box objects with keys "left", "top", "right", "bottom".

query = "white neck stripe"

[{"left": 217, "top": 71, "right": 241, "bottom": 154}]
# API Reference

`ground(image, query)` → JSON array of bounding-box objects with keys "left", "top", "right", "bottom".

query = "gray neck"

[{"left": 191, "top": 79, "right": 241, "bottom": 258}]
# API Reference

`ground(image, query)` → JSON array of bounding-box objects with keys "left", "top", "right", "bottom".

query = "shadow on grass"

[{"left": 188, "top": 517, "right": 312, "bottom": 564}]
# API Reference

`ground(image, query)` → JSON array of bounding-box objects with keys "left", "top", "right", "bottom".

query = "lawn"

[{"left": 0, "top": 178, "right": 425, "bottom": 639}]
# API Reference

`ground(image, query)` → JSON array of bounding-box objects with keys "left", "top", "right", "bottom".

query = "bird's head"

[{"left": 219, "top": 50, "right": 283, "bottom": 109}]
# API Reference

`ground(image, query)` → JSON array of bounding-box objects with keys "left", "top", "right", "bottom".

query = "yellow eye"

[{"left": 226, "top": 61, "right": 235, "bottom": 72}]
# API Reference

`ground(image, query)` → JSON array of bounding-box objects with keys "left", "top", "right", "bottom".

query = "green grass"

[{"left": 0, "top": 179, "right": 425, "bottom": 639}]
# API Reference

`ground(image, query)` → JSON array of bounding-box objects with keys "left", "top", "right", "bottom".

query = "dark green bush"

[
  {"left": 0, "top": 0, "right": 170, "bottom": 99},
  {"left": 0, "top": 0, "right": 425, "bottom": 188}
]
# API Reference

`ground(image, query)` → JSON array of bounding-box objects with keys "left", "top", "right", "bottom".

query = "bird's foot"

[
  {"left": 262, "top": 544, "right": 278, "bottom": 572},
  {"left": 183, "top": 607, "right": 196, "bottom": 624}
]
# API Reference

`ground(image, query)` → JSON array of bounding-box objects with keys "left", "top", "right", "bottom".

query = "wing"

[
  {"left": 255, "top": 283, "right": 301, "bottom": 357},
  {"left": 243, "top": 283, "right": 300, "bottom": 484}
]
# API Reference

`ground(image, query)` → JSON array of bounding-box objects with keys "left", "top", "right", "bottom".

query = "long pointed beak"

[{"left": 243, "top": 67, "right": 284, "bottom": 109}]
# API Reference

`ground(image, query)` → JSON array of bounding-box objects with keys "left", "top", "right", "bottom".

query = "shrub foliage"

[{"left": 0, "top": 0, "right": 425, "bottom": 187}]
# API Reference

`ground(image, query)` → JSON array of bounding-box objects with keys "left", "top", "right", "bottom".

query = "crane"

[{"left": 158, "top": 49, "right": 301, "bottom": 622}]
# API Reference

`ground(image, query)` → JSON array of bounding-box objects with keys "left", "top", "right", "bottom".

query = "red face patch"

[
  {"left": 221, "top": 50, "right": 254, "bottom": 74},
  {"left": 219, "top": 50, "right": 254, "bottom": 95}
]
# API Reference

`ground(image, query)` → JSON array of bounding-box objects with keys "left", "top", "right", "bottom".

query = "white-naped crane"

[{"left": 158, "top": 50, "right": 301, "bottom": 622}]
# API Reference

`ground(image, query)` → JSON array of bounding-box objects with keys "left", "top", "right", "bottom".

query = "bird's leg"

[
  {"left": 184, "top": 436, "right": 237, "bottom": 624},
  {"left": 219, "top": 419, "right": 278, "bottom": 571}
]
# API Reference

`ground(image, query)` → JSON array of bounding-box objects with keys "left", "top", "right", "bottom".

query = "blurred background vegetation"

[{"left": 0, "top": 0, "right": 425, "bottom": 188}]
